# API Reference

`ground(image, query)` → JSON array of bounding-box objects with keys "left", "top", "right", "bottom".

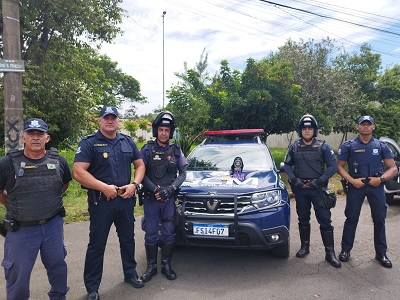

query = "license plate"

[{"left": 193, "top": 223, "right": 229, "bottom": 236}]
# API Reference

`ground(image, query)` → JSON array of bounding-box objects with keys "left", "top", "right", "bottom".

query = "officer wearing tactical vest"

[
  {"left": 284, "top": 114, "right": 341, "bottom": 268},
  {"left": 337, "top": 115, "right": 397, "bottom": 268},
  {"left": 139, "top": 111, "right": 187, "bottom": 282},
  {"left": 0, "top": 118, "right": 72, "bottom": 300}
]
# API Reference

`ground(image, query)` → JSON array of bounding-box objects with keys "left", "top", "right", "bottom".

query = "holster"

[
  {"left": 0, "top": 221, "right": 7, "bottom": 237},
  {"left": 88, "top": 189, "right": 102, "bottom": 204},
  {"left": 340, "top": 178, "right": 348, "bottom": 194},
  {"left": 138, "top": 187, "right": 145, "bottom": 206}
]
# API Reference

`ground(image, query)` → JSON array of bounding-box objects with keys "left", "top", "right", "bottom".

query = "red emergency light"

[{"left": 204, "top": 129, "right": 265, "bottom": 136}]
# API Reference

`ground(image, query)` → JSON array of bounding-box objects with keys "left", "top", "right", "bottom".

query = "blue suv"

[{"left": 175, "top": 129, "right": 291, "bottom": 258}]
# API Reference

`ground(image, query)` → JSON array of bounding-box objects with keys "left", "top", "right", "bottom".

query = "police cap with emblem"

[{"left": 23, "top": 118, "right": 49, "bottom": 133}]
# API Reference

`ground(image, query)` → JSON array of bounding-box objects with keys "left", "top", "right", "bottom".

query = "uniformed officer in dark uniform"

[
  {"left": 0, "top": 118, "right": 72, "bottom": 300},
  {"left": 284, "top": 114, "right": 341, "bottom": 268},
  {"left": 139, "top": 111, "right": 187, "bottom": 282},
  {"left": 73, "top": 106, "right": 146, "bottom": 300},
  {"left": 337, "top": 115, "right": 397, "bottom": 268}
]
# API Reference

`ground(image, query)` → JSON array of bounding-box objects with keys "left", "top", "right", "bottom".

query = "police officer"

[
  {"left": 284, "top": 114, "right": 341, "bottom": 268},
  {"left": 73, "top": 106, "right": 146, "bottom": 300},
  {"left": 0, "top": 118, "right": 72, "bottom": 300},
  {"left": 337, "top": 115, "right": 397, "bottom": 268},
  {"left": 139, "top": 111, "right": 187, "bottom": 282}
]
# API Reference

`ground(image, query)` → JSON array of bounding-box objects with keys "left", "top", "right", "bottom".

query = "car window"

[{"left": 187, "top": 144, "right": 273, "bottom": 171}]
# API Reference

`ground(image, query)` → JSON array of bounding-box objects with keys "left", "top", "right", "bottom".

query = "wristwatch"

[
  {"left": 380, "top": 176, "right": 386, "bottom": 183},
  {"left": 132, "top": 181, "right": 140, "bottom": 190}
]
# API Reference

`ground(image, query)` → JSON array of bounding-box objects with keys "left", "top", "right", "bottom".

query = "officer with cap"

[
  {"left": 284, "top": 114, "right": 341, "bottom": 268},
  {"left": 337, "top": 115, "right": 397, "bottom": 268},
  {"left": 73, "top": 106, "right": 146, "bottom": 300},
  {"left": 139, "top": 111, "right": 187, "bottom": 282},
  {"left": 0, "top": 118, "right": 72, "bottom": 299}
]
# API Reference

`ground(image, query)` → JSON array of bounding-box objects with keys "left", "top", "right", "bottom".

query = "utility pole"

[
  {"left": 162, "top": 11, "right": 166, "bottom": 109},
  {"left": 2, "top": 0, "right": 24, "bottom": 152}
]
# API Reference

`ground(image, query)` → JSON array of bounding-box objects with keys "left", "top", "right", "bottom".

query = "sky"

[{"left": 100, "top": 0, "right": 400, "bottom": 116}]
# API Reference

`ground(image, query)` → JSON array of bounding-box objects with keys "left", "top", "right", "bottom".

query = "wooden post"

[{"left": 2, "top": 0, "right": 24, "bottom": 152}]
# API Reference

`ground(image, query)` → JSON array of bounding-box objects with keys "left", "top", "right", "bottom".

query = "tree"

[
  {"left": 123, "top": 120, "right": 139, "bottom": 139},
  {"left": 275, "top": 38, "right": 362, "bottom": 138},
  {"left": 167, "top": 50, "right": 212, "bottom": 154},
  {"left": 0, "top": 0, "right": 146, "bottom": 148}
]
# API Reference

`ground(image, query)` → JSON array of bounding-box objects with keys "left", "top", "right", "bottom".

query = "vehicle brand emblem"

[{"left": 205, "top": 199, "right": 220, "bottom": 213}]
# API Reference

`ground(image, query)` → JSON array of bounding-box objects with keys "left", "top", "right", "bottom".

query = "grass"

[{"left": 0, "top": 146, "right": 343, "bottom": 222}]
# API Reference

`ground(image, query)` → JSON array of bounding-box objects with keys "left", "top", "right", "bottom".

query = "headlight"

[{"left": 240, "top": 190, "right": 282, "bottom": 214}]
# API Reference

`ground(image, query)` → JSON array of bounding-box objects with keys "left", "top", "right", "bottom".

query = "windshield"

[{"left": 187, "top": 144, "right": 274, "bottom": 171}]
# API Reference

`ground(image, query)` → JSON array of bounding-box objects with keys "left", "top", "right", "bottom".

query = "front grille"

[{"left": 178, "top": 194, "right": 251, "bottom": 215}]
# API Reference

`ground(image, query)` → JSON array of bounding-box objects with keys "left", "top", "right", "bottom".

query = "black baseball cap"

[{"left": 23, "top": 118, "right": 48, "bottom": 132}]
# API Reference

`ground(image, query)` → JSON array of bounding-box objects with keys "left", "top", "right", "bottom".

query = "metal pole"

[
  {"left": 2, "top": 0, "right": 24, "bottom": 151},
  {"left": 162, "top": 11, "right": 166, "bottom": 109}
]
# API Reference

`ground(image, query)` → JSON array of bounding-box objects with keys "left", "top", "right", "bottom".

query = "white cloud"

[{"left": 100, "top": 0, "right": 400, "bottom": 115}]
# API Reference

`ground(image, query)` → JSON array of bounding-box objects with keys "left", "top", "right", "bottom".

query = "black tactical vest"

[
  {"left": 294, "top": 139, "right": 325, "bottom": 179},
  {"left": 7, "top": 148, "right": 64, "bottom": 221},
  {"left": 145, "top": 141, "right": 180, "bottom": 187}
]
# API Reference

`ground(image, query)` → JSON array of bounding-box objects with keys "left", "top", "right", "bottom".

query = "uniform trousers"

[
  {"left": 84, "top": 196, "right": 137, "bottom": 293},
  {"left": 142, "top": 197, "right": 175, "bottom": 245},
  {"left": 1, "top": 215, "right": 68, "bottom": 300},
  {"left": 341, "top": 184, "right": 388, "bottom": 255},
  {"left": 293, "top": 187, "right": 333, "bottom": 231}
]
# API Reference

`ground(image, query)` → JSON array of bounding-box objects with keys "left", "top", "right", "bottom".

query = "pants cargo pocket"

[{"left": 1, "top": 258, "right": 14, "bottom": 281}]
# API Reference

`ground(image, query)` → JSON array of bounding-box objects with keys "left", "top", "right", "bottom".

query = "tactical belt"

[{"left": 17, "top": 213, "right": 59, "bottom": 227}]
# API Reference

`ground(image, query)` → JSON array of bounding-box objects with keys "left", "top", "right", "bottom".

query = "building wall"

[{"left": 265, "top": 131, "right": 357, "bottom": 151}]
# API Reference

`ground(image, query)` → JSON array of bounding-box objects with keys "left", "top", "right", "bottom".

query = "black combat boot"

[
  {"left": 161, "top": 243, "right": 177, "bottom": 280},
  {"left": 141, "top": 244, "right": 158, "bottom": 282},
  {"left": 321, "top": 230, "right": 341, "bottom": 268},
  {"left": 296, "top": 225, "right": 310, "bottom": 258}
]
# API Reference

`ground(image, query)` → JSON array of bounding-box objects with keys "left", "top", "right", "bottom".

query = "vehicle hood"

[{"left": 181, "top": 170, "right": 280, "bottom": 194}]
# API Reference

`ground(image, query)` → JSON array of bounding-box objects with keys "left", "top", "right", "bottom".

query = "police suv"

[
  {"left": 175, "top": 129, "right": 291, "bottom": 258},
  {"left": 379, "top": 137, "right": 400, "bottom": 202}
]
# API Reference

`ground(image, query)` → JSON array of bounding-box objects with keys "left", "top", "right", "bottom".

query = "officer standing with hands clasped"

[
  {"left": 337, "top": 115, "right": 397, "bottom": 268},
  {"left": 139, "top": 111, "right": 187, "bottom": 282},
  {"left": 0, "top": 118, "right": 72, "bottom": 300},
  {"left": 73, "top": 106, "right": 146, "bottom": 300},
  {"left": 284, "top": 114, "right": 341, "bottom": 268}
]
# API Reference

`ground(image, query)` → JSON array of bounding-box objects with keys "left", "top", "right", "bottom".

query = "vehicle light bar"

[{"left": 204, "top": 129, "right": 265, "bottom": 136}]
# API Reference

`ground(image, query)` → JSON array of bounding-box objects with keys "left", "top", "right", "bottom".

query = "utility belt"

[
  {"left": 298, "top": 179, "right": 317, "bottom": 183},
  {"left": 2, "top": 206, "right": 66, "bottom": 233},
  {"left": 88, "top": 188, "right": 127, "bottom": 204}
]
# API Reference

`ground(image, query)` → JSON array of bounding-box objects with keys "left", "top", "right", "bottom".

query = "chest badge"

[
  {"left": 372, "top": 149, "right": 379, "bottom": 155},
  {"left": 47, "top": 164, "right": 56, "bottom": 170},
  {"left": 103, "top": 152, "right": 108, "bottom": 158},
  {"left": 154, "top": 155, "right": 161, "bottom": 160}
]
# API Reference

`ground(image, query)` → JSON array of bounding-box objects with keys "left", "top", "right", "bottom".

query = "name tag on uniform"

[{"left": 354, "top": 149, "right": 365, "bottom": 153}]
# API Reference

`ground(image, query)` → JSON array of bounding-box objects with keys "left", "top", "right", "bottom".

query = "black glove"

[
  {"left": 308, "top": 179, "right": 323, "bottom": 189},
  {"left": 292, "top": 178, "right": 304, "bottom": 189},
  {"left": 155, "top": 186, "right": 174, "bottom": 201}
]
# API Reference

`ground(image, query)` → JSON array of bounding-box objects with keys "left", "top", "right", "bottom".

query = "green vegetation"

[{"left": 1, "top": 147, "right": 287, "bottom": 222}]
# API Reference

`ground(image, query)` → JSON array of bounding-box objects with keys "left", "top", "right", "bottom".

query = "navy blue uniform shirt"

[
  {"left": 74, "top": 131, "right": 142, "bottom": 187},
  {"left": 338, "top": 136, "right": 394, "bottom": 178}
]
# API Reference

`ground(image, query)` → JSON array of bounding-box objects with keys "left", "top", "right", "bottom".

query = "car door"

[{"left": 379, "top": 137, "right": 400, "bottom": 199}]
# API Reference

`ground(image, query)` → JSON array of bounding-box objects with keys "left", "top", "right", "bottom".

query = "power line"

[{"left": 258, "top": 0, "right": 400, "bottom": 36}]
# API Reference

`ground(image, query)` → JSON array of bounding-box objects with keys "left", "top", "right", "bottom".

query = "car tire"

[{"left": 270, "top": 239, "right": 290, "bottom": 258}]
